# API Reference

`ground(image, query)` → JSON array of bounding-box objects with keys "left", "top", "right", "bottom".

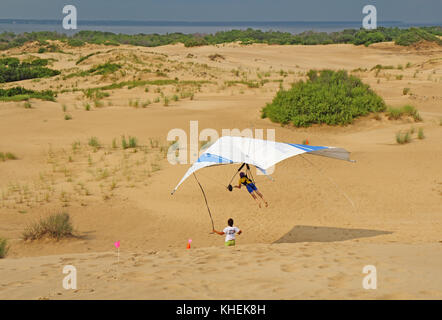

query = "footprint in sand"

[
  {"left": 96, "top": 253, "right": 115, "bottom": 259},
  {"left": 197, "top": 267, "right": 218, "bottom": 272},
  {"left": 280, "top": 264, "right": 296, "bottom": 273},
  {"left": 41, "top": 263, "right": 57, "bottom": 268},
  {"left": 327, "top": 272, "right": 347, "bottom": 289}
]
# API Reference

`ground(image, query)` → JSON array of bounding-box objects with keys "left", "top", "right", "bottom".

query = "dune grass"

[
  {"left": 121, "top": 135, "right": 138, "bottom": 149},
  {"left": 22, "top": 212, "right": 74, "bottom": 240},
  {"left": 387, "top": 105, "right": 422, "bottom": 121},
  {"left": 0, "top": 238, "right": 9, "bottom": 258},
  {"left": 0, "top": 152, "right": 17, "bottom": 162},
  {"left": 396, "top": 131, "right": 411, "bottom": 144},
  {"left": 0, "top": 87, "right": 56, "bottom": 102},
  {"left": 417, "top": 128, "right": 425, "bottom": 139},
  {"left": 88, "top": 137, "right": 101, "bottom": 149}
]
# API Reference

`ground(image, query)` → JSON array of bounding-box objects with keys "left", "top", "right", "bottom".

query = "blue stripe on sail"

[
  {"left": 287, "top": 143, "right": 328, "bottom": 152},
  {"left": 197, "top": 153, "right": 234, "bottom": 164}
]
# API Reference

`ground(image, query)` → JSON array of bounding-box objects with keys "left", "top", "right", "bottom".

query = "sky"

[{"left": 0, "top": 0, "right": 440, "bottom": 23}]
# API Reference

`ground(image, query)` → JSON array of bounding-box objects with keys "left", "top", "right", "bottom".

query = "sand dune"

[
  {"left": 1, "top": 242, "right": 441, "bottom": 299},
  {"left": 0, "top": 41, "right": 441, "bottom": 299}
]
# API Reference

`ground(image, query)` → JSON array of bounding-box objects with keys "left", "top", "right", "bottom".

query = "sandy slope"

[
  {"left": 1, "top": 243, "right": 441, "bottom": 299},
  {"left": 0, "top": 42, "right": 441, "bottom": 299}
]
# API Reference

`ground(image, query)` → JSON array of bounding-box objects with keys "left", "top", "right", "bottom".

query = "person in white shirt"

[{"left": 213, "top": 218, "right": 242, "bottom": 246}]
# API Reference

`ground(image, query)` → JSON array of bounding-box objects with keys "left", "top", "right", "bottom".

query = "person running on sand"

[
  {"left": 213, "top": 218, "right": 242, "bottom": 247},
  {"left": 234, "top": 172, "right": 268, "bottom": 208}
]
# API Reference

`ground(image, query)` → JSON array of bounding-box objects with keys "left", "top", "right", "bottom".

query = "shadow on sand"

[{"left": 274, "top": 225, "right": 392, "bottom": 243}]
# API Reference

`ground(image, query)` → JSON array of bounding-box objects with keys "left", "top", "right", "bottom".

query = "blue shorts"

[{"left": 246, "top": 183, "right": 257, "bottom": 193}]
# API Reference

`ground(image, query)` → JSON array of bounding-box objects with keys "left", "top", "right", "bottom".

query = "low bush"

[
  {"left": 0, "top": 57, "right": 60, "bottom": 83},
  {"left": 22, "top": 212, "right": 74, "bottom": 240},
  {"left": 262, "top": 69, "right": 386, "bottom": 127}
]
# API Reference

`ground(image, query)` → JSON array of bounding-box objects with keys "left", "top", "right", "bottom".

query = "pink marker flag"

[
  {"left": 114, "top": 241, "right": 120, "bottom": 248},
  {"left": 188, "top": 239, "right": 192, "bottom": 244}
]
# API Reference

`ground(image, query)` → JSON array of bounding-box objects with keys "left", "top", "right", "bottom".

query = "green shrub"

[
  {"left": 0, "top": 86, "right": 56, "bottom": 101},
  {"left": 22, "top": 212, "right": 74, "bottom": 240},
  {"left": 417, "top": 128, "right": 425, "bottom": 139},
  {"left": 0, "top": 238, "right": 9, "bottom": 258},
  {"left": 184, "top": 38, "right": 208, "bottom": 47},
  {"left": 64, "top": 114, "right": 72, "bottom": 120},
  {"left": 262, "top": 69, "right": 386, "bottom": 126},
  {"left": 395, "top": 28, "right": 442, "bottom": 46},
  {"left": 0, "top": 57, "right": 60, "bottom": 83},
  {"left": 0, "top": 27, "right": 441, "bottom": 52},
  {"left": 67, "top": 39, "right": 85, "bottom": 47},
  {"left": 403, "top": 88, "right": 411, "bottom": 95}
]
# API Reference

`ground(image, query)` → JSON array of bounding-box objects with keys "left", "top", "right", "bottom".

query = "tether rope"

[{"left": 193, "top": 172, "right": 215, "bottom": 230}]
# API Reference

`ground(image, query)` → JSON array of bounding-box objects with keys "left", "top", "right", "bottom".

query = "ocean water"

[{"left": 0, "top": 19, "right": 439, "bottom": 35}]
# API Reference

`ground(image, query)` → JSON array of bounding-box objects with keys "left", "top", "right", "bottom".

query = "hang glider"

[{"left": 171, "top": 136, "right": 354, "bottom": 194}]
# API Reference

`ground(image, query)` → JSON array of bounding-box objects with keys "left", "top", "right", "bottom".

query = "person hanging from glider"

[
  {"left": 171, "top": 136, "right": 356, "bottom": 226},
  {"left": 234, "top": 171, "right": 268, "bottom": 208}
]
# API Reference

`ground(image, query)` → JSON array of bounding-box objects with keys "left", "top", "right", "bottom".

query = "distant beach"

[{"left": 0, "top": 19, "right": 440, "bottom": 35}]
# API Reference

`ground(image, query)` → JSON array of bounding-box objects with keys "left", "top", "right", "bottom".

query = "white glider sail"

[{"left": 171, "top": 136, "right": 352, "bottom": 194}]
